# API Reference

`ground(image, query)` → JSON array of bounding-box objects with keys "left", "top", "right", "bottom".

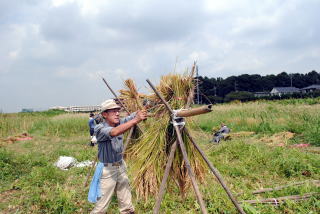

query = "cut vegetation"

[{"left": 1, "top": 98, "right": 320, "bottom": 213}]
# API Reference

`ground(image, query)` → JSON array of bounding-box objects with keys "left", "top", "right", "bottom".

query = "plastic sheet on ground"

[{"left": 54, "top": 156, "right": 93, "bottom": 170}]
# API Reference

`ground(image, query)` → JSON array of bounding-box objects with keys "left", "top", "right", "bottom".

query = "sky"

[{"left": 0, "top": 0, "right": 319, "bottom": 112}]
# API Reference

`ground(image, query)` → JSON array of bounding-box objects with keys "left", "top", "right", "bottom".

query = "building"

[
  {"left": 49, "top": 105, "right": 101, "bottom": 113},
  {"left": 300, "top": 84, "right": 320, "bottom": 93},
  {"left": 254, "top": 92, "right": 270, "bottom": 97},
  {"left": 270, "top": 87, "right": 300, "bottom": 96},
  {"left": 21, "top": 108, "right": 34, "bottom": 112}
]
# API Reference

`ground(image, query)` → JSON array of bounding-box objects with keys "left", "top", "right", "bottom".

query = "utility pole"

[
  {"left": 290, "top": 74, "right": 293, "bottom": 87},
  {"left": 234, "top": 80, "right": 238, "bottom": 92},
  {"left": 196, "top": 65, "right": 200, "bottom": 104}
]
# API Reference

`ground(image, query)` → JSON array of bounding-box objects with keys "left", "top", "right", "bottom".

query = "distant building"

[
  {"left": 270, "top": 87, "right": 300, "bottom": 96},
  {"left": 21, "top": 108, "right": 34, "bottom": 112},
  {"left": 254, "top": 92, "right": 270, "bottom": 97},
  {"left": 300, "top": 84, "right": 320, "bottom": 93},
  {"left": 49, "top": 105, "right": 101, "bottom": 113}
]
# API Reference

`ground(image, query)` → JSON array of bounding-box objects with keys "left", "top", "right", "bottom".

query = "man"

[
  {"left": 88, "top": 113, "right": 95, "bottom": 136},
  {"left": 89, "top": 99, "right": 147, "bottom": 214},
  {"left": 212, "top": 123, "right": 231, "bottom": 143},
  {"left": 88, "top": 113, "right": 96, "bottom": 146}
]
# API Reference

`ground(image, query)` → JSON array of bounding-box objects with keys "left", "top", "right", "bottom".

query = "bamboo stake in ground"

[
  {"left": 147, "top": 79, "right": 208, "bottom": 214},
  {"left": 184, "top": 128, "right": 246, "bottom": 214},
  {"left": 154, "top": 80, "right": 197, "bottom": 214},
  {"left": 153, "top": 141, "right": 178, "bottom": 214}
]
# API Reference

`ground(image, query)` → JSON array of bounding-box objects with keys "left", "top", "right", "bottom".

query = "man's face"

[{"left": 102, "top": 108, "right": 121, "bottom": 126}]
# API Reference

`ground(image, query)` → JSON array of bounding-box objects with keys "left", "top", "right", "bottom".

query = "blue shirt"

[
  {"left": 94, "top": 113, "right": 136, "bottom": 163},
  {"left": 88, "top": 118, "right": 95, "bottom": 129}
]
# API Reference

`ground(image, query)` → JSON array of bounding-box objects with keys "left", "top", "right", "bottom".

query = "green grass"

[
  {"left": 1, "top": 99, "right": 320, "bottom": 213},
  {"left": 194, "top": 99, "right": 320, "bottom": 146}
]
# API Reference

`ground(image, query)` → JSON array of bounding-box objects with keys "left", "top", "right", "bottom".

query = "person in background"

[
  {"left": 88, "top": 113, "right": 96, "bottom": 146},
  {"left": 88, "top": 99, "right": 147, "bottom": 214},
  {"left": 212, "top": 123, "right": 231, "bottom": 143},
  {"left": 94, "top": 113, "right": 104, "bottom": 125}
]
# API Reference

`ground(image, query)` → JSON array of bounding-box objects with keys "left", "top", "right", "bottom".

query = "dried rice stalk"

[
  {"left": 119, "top": 79, "right": 146, "bottom": 113},
  {"left": 126, "top": 67, "right": 207, "bottom": 200},
  {"left": 119, "top": 79, "right": 145, "bottom": 150}
]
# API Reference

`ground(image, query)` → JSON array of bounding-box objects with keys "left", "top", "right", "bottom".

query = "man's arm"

[{"left": 109, "top": 110, "right": 147, "bottom": 137}]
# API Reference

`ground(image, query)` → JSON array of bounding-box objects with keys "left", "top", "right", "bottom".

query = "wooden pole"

[
  {"left": 240, "top": 192, "right": 319, "bottom": 205},
  {"left": 123, "top": 126, "right": 135, "bottom": 153},
  {"left": 250, "top": 180, "right": 320, "bottom": 195},
  {"left": 185, "top": 61, "right": 197, "bottom": 107},
  {"left": 154, "top": 69, "right": 197, "bottom": 214},
  {"left": 175, "top": 105, "right": 212, "bottom": 118},
  {"left": 101, "top": 77, "right": 130, "bottom": 114},
  {"left": 153, "top": 141, "right": 178, "bottom": 214},
  {"left": 174, "top": 125, "right": 208, "bottom": 214},
  {"left": 146, "top": 79, "right": 208, "bottom": 214},
  {"left": 184, "top": 128, "right": 246, "bottom": 214},
  {"left": 84, "top": 155, "right": 98, "bottom": 187},
  {"left": 101, "top": 77, "right": 142, "bottom": 132}
]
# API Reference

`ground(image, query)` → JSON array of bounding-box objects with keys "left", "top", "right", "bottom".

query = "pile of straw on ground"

[{"left": 119, "top": 69, "right": 207, "bottom": 200}]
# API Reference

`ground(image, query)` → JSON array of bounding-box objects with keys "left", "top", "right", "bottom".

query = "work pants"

[{"left": 90, "top": 163, "right": 134, "bottom": 214}]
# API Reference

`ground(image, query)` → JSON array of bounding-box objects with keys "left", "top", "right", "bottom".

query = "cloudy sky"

[{"left": 1, "top": 0, "right": 319, "bottom": 112}]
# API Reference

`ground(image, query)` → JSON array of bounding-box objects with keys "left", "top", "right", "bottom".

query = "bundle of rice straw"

[
  {"left": 119, "top": 79, "right": 145, "bottom": 145},
  {"left": 119, "top": 79, "right": 146, "bottom": 112},
  {"left": 120, "top": 70, "right": 207, "bottom": 200}
]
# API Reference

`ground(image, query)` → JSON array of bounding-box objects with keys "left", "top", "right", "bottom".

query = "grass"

[
  {"left": 0, "top": 98, "right": 320, "bottom": 213},
  {"left": 194, "top": 98, "right": 320, "bottom": 146}
]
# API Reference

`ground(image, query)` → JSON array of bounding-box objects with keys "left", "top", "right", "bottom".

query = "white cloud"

[{"left": 0, "top": 0, "right": 320, "bottom": 112}]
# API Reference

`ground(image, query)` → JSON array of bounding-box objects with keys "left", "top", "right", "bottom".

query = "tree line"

[{"left": 197, "top": 70, "right": 320, "bottom": 103}]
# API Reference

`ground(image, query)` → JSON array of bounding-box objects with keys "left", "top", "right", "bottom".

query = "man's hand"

[
  {"left": 109, "top": 110, "right": 147, "bottom": 137},
  {"left": 135, "top": 109, "right": 148, "bottom": 123}
]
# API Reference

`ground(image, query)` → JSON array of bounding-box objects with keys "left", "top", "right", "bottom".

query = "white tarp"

[{"left": 54, "top": 156, "right": 93, "bottom": 170}]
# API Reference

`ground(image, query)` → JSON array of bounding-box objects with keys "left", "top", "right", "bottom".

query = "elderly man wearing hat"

[{"left": 88, "top": 99, "right": 147, "bottom": 214}]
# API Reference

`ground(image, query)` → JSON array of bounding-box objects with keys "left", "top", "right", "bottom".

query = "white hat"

[{"left": 101, "top": 99, "right": 121, "bottom": 112}]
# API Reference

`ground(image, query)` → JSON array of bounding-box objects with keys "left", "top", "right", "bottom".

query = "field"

[{"left": 1, "top": 98, "right": 320, "bottom": 214}]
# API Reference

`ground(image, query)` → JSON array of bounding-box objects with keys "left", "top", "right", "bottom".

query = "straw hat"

[{"left": 101, "top": 99, "right": 121, "bottom": 112}]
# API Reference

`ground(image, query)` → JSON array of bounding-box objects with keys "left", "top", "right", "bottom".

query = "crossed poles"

[
  {"left": 94, "top": 78, "right": 246, "bottom": 214},
  {"left": 146, "top": 79, "right": 246, "bottom": 214}
]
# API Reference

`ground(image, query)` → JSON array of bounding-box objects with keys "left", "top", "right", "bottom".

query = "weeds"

[{"left": 0, "top": 100, "right": 320, "bottom": 213}]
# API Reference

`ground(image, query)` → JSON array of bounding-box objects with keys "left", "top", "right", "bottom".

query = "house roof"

[
  {"left": 301, "top": 84, "right": 320, "bottom": 90},
  {"left": 254, "top": 92, "right": 270, "bottom": 94},
  {"left": 271, "top": 87, "right": 300, "bottom": 93}
]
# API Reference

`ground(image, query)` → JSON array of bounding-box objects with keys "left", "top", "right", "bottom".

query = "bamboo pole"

[
  {"left": 153, "top": 141, "right": 178, "bottom": 214},
  {"left": 123, "top": 126, "right": 135, "bottom": 153},
  {"left": 175, "top": 105, "right": 212, "bottom": 118},
  {"left": 240, "top": 192, "right": 319, "bottom": 205},
  {"left": 251, "top": 180, "right": 320, "bottom": 195},
  {"left": 154, "top": 74, "right": 197, "bottom": 214},
  {"left": 101, "top": 77, "right": 130, "bottom": 114},
  {"left": 84, "top": 78, "right": 141, "bottom": 188},
  {"left": 147, "top": 79, "right": 208, "bottom": 214},
  {"left": 101, "top": 77, "right": 143, "bottom": 132},
  {"left": 84, "top": 155, "right": 98, "bottom": 187},
  {"left": 184, "top": 128, "right": 246, "bottom": 214},
  {"left": 185, "top": 61, "right": 197, "bottom": 108},
  {"left": 174, "top": 125, "right": 208, "bottom": 214}
]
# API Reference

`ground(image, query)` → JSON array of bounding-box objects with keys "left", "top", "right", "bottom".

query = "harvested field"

[{"left": 1, "top": 98, "right": 320, "bottom": 213}]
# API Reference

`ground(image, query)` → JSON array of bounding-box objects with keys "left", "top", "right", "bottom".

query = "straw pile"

[
  {"left": 120, "top": 69, "right": 207, "bottom": 200},
  {"left": 119, "top": 79, "right": 146, "bottom": 112}
]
